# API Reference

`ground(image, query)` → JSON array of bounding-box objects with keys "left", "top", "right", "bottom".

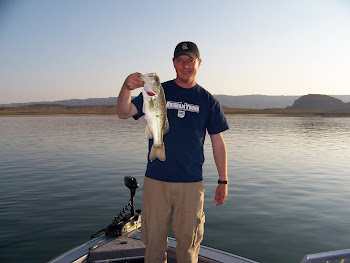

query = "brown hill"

[
  {"left": 0, "top": 104, "right": 117, "bottom": 115},
  {"left": 287, "top": 94, "right": 350, "bottom": 110}
]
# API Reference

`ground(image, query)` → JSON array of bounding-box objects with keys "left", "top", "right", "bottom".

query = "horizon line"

[{"left": 2, "top": 94, "right": 350, "bottom": 106}]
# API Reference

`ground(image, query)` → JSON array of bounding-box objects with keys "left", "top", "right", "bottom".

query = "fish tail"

[{"left": 149, "top": 143, "right": 166, "bottom": 162}]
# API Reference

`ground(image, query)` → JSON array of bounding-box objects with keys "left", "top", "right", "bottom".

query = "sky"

[{"left": 1, "top": 0, "right": 350, "bottom": 104}]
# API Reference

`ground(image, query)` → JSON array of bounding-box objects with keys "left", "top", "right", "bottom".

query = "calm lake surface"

[{"left": 1, "top": 115, "right": 349, "bottom": 263}]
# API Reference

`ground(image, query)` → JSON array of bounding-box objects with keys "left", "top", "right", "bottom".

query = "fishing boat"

[{"left": 48, "top": 176, "right": 350, "bottom": 263}]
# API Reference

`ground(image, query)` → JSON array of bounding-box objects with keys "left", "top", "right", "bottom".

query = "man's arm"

[
  {"left": 210, "top": 132, "right": 228, "bottom": 206},
  {"left": 117, "top": 73, "right": 144, "bottom": 119}
]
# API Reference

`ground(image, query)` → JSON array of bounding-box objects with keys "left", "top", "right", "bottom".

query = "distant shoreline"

[{"left": 1, "top": 104, "right": 350, "bottom": 117}]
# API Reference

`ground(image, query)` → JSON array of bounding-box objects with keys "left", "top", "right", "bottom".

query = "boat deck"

[{"left": 82, "top": 231, "right": 256, "bottom": 263}]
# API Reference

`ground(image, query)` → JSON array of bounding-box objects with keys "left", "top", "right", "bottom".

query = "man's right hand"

[
  {"left": 123, "top": 72, "right": 145, "bottom": 91},
  {"left": 117, "top": 72, "right": 144, "bottom": 119}
]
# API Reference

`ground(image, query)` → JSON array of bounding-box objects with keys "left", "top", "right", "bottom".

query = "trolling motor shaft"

[{"left": 124, "top": 176, "right": 139, "bottom": 216}]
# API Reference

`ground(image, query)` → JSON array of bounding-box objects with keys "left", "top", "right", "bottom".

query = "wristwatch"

[{"left": 218, "top": 179, "right": 228, "bottom": 184}]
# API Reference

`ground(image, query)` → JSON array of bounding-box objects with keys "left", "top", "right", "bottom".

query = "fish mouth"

[{"left": 140, "top": 73, "right": 157, "bottom": 96}]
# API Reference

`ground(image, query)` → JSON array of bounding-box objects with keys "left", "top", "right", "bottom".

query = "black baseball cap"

[{"left": 173, "top": 41, "right": 200, "bottom": 60}]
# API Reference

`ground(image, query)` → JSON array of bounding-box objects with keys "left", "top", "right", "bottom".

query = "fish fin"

[
  {"left": 145, "top": 125, "right": 153, "bottom": 139},
  {"left": 149, "top": 144, "right": 166, "bottom": 162},
  {"left": 164, "top": 118, "right": 169, "bottom": 135}
]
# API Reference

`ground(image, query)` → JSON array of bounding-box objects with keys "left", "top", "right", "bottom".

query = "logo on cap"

[{"left": 181, "top": 43, "right": 188, "bottom": 50}]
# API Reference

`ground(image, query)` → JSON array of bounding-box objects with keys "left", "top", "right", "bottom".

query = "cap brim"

[{"left": 174, "top": 51, "right": 198, "bottom": 60}]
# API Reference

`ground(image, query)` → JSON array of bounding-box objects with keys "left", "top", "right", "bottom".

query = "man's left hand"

[{"left": 215, "top": 184, "right": 227, "bottom": 206}]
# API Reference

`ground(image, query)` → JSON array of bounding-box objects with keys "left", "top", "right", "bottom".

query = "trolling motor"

[{"left": 91, "top": 176, "right": 142, "bottom": 238}]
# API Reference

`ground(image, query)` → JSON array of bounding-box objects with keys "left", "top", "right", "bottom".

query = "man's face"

[{"left": 173, "top": 55, "right": 201, "bottom": 87}]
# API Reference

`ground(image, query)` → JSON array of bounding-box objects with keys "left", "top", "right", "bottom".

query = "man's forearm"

[
  {"left": 117, "top": 85, "right": 134, "bottom": 119},
  {"left": 210, "top": 133, "right": 228, "bottom": 181}
]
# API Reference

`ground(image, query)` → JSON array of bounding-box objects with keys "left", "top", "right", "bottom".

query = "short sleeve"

[{"left": 206, "top": 100, "right": 229, "bottom": 135}]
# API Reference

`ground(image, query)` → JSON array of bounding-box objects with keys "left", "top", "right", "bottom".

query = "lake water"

[{"left": 0, "top": 115, "right": 349, "bottom": 263}]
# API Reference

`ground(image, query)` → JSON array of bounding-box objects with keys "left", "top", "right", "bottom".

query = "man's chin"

[{"left": 178, "top": 76, "right": 192, "bottom": 83}]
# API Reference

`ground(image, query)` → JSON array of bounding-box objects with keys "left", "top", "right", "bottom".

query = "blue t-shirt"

[{"left": 132, "top": 80, "right": 229, "bottom": 182}]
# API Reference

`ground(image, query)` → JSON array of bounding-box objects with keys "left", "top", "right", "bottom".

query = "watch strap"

[{"left": 218, "top": 179, "right": 228, "bottom": 184}]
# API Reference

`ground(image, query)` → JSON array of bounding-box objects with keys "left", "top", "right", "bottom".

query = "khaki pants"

[{"left": 141, "top": 177, "right": 205, "bottom": 263}]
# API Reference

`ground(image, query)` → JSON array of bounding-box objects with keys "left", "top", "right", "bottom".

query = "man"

[{"left": 117, "top": 41, "right": 229, "bottom": 263}]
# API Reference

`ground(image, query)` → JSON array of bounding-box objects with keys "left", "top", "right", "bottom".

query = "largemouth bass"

[{"left": 140, "top": 73, "right": 169, "bottom": 162}]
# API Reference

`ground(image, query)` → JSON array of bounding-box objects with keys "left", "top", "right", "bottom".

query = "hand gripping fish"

[{"left": 140, "top": 73, "right": 169, "bottom": 162}]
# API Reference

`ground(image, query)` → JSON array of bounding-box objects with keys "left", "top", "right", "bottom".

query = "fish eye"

[{"left": 154, "top": 76, "right": 160, "bottom": 82}]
